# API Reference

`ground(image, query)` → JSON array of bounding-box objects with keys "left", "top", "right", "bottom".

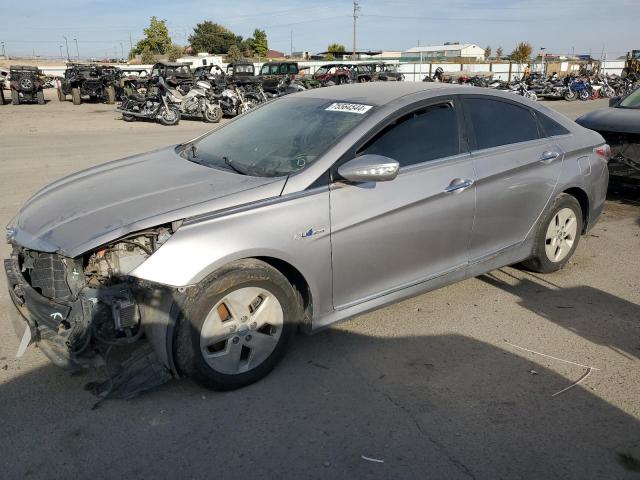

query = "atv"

[
  {"left": 9, "top": 66, "right": 45, "bottom": 105},
  {"left": 57, "top": 64, "right": 117, "bottom": 105}
]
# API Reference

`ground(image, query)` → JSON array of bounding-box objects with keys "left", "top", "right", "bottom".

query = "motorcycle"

[
  {"left": 214, "top": 81, "right": 262, "bottom": 117},
  {"left": 117, "top": 76, "right": 182, "bottom": 126},
  {"left": 176, "top": 80, "right": 222, "bottom": 123}
]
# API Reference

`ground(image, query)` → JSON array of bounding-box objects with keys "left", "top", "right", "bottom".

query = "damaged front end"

[{"left": 5, "top": 224, "right": 180, "bottom": 398}]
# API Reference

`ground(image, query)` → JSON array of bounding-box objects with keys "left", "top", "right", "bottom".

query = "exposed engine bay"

[
  {"left": 8, "top": 224, "right": 178, "bottom": 396},
  {"left": 597, "top": 132, "right": 640, "bottom": 181}
]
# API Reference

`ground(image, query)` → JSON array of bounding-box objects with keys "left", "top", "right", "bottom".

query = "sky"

[{"left": 2, "top": 0, "right": 639, "bottom": 60}]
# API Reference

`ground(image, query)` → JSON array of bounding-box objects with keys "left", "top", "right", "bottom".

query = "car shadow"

[
  {"left": 480, "top": 269, "right": 640, "bottom": 361},
  {"left": 0, "top": 330, "right": 638, "bottom": 479}
]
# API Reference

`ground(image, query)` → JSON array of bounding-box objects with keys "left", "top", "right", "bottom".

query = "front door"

[{"left": 330, "top": 99, "right": 475, "bottom": 308}]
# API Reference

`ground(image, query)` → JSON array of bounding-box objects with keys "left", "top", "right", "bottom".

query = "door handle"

[
  {"left": 539, "top": 151, "right": 560, "bottom": 163},
  {"left": 444, "top": 178, "right": 474, "bottom": 193}
]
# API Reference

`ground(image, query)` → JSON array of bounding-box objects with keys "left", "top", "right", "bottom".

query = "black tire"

[
  {"left": 522, "top": 193, "right": 583, "bottom": 273},
  {"left": 11, "top": 90, "right": 19, "bottom": 105},
  {"left": 105, "top": 86, "right": 116, "bottom": 105},
  {"left": 157, "top": 105, "right": 180, "bottom": 126},
  {"left": 203, "top": 103, "right": 223, "bottom": 123},
  {"left": 36, "top": 90, "right": 45, "bottom": 105},
  {"left": 57, "top": 88, "right": 65, "bottom": 102},
  {"left": 564, "top": 90, "right": 577, "bottom": 101},
  {"left": 71, "top": 87, "right": 81, "bottom": 105},
  {"left": 174, "top": 259, "right": 302, "bottom": 390},
  {"left": 122, "top": 113, "right": 136, "bottom": 122}
]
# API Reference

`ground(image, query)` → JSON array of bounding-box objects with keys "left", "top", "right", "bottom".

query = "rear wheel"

[
  {"left": 174, "top": 259, "right": 301, "bottom": 390},
  {"left": 11, "top": 89, "right": 19, "bottom": 105},
  {"left": 522, "top": 193, "right": 582, "bottom": 273},
  {"left": 57, "top": 88, "right": 65, "bottom": 102},
  {"left": 71, "top": 87, "right": 81, "bottom": 105},
  {"left": 36, "top": 91, "right": 45, "bottom": 105},
  {"left": 564, "top": 90, "right": 577, "bottom": 101}
]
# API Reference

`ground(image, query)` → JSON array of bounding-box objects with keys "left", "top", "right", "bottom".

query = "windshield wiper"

[{"left": 223, "top": 156, "right": 247, "bottom": 175}]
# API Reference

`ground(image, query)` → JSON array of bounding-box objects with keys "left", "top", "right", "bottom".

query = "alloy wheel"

[
  {"left": 199, "top": 287, "right": 284, "bottom": 375},
  {"left": 544, "top": 207, "right": 578, "bottom": 262}
]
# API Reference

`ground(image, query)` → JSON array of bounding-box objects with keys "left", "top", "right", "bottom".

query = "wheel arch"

[{"left": 562, "top": 186, "right": 589, "bottom": 232}]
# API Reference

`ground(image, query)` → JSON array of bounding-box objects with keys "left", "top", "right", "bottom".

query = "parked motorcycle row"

[{"left": 423, "top": 66, "right": 640, "bottom": 102}]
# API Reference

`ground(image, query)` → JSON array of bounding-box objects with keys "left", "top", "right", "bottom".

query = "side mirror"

[
  {"left": 337, "top": 154, "right": 400, "bottom": 183},
  {"left": 609, "top": 96, "right": 621, "bottom": 107}
]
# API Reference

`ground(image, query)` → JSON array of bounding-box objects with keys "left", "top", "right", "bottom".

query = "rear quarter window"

[
  {"left": 464, "top": 97, "right": 540, "bottom": 150},
  {"left": 537, "top": 113, "right": 571, "bottom": 137}
]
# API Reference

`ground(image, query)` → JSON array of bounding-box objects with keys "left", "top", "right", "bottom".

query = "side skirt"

[{"left": 309, "top": 238, "right": 534, "bottom": 333}]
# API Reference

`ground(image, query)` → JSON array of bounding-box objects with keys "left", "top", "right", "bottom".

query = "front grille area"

[{"left": 22, "top": 251, "right": 72, "bottom": 299}]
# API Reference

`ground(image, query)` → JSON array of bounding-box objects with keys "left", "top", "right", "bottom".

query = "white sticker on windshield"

[{"left": 325, "top": 102, "right": 373, "bottom": 114}]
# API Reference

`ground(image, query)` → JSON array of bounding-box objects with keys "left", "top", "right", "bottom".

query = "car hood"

[
  {"left": 576, "top": 107, "right": 640, "bottom": 135},
  {"left": 9, "top": 146, "right": 285, "bottom": 257}
]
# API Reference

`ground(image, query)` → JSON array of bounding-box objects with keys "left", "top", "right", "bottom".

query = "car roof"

[{"left": 294, "top": 82, "right": 454, "bottom": 106}]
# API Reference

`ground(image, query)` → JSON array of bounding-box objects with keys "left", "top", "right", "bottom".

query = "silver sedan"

[{"left": 5, "top": 83, "right": 609, "bottom": 393}]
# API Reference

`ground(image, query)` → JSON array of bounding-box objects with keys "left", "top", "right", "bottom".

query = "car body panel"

[
  {"left": 10, "top": 146, "right": 285, "bottom": 257},
  {"left": 330, "top": 154, "right": 475, "bottom": 308},
  {"left": 576, "top": 106, "right": 640, "bottom": 135}
]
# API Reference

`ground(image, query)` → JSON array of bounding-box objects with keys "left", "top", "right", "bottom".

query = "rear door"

[
  {"left": 330, "top": 98, "right": 476, "bottom": 308},
  {"left": 461, "top": 95, "right": 564, "bottom": 260}
]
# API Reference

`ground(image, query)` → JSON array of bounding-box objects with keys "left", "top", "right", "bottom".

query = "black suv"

[
  {"left": 9, "top": 66, "right": 45, "bottom": 105},
  {"left": 259, "top": 61, "right": 298, "bottom": 92},
  {"left": 57, "top": 64, "right": 117, "bottom": 105}
]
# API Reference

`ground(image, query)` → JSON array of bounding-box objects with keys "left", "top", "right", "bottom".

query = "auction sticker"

[{"left": 325, "top": 103, "right": 373, "bottom": 114}]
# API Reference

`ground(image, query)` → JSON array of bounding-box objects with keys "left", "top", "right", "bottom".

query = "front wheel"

[
  {"left": 71, "top": 87, "right": 81, "bottom": 105},
  {"left": 203, "top": 103, "right": 222, "bottom": 123},
  {"left": 522, "top": 193, "right": 582, "bottom": 273},
  {"left": 105, "top": 86, "right": 116, "bottom": 104},
  {"left": 174, "top": 259, "right": 301, "bottom": 390},
  {"left": 579, "top": 89, "right": 590, "bottom": 101},
  {"left": 157, "top": 105, "right": 180, "bottom": 126}
]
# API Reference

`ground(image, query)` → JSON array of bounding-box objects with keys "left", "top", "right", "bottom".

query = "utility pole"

[
  {"left": 290, "top": 30, "right": 293, "bottom": 57},
  {"left": 1, "top": 42, "right": 5, "bottom": 58},
  {"left": 59, "top": 45, "right": 64, "bottom": 60},
  {"left": 352, "top": 0, "right": 360, "bottom": 60},
  {"left": 120, "top": 42, "right": 124, "bottom": 61},
  {"left": 129, "top": 32, "right": 133, "bottom": 59},
  {"left": 63, "top": 36, "right": 70, "bottom": 61},
  {"left": 74, "top": 38, "right": 79, "bottom": 60}
]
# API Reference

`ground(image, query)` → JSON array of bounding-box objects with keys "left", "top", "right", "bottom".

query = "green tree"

[
  {"left": 510, "top": 41, "right": 533, "bottom": 64},
  {"left": 132, "top": 16, "right": 172, "bottom": 55},
  {"left": 325, "top": 53, "right": 335, "bottom": 61},
  {"left": 327, "top": 43, "right": 346, "bottom": 56},
  {"left": 496, "top": 46, "right": 504, "bottom": 59},
  {"left": 251, "top": 29, "right": 268, "bottom": 57},
  {"left": 189, "top": 21, "right": 242, "bottom": 54},
  {"left": 484, "top": 45, "right": 492, "bottom": 59},
  {"left": 226, "top": 44, "right": 243, "bottom": 62},
  {"left": 167, "top": 44, "right": 184, "bottom": 62},
  {"left": 140, "top": 47, "right": 156, "bottom": 64}
]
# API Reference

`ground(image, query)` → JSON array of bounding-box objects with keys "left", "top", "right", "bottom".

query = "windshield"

[
  {"left": 183, "top": 97, "right": 374, "bottom": 177},
  {"left": 618, "top": 87, "right": 640, "bottom": 108},
  {"left": 315, "top": 67, "right": 328, "bottom": 75}
]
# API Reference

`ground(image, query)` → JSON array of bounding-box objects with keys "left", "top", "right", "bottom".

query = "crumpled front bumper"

[{"left": 4, "top": 256, "right": 79, "bottom": 368}]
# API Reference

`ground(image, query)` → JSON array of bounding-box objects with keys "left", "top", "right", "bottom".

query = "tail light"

[{"left": 594, "top": 144, "right": 611, "bottom": 162}]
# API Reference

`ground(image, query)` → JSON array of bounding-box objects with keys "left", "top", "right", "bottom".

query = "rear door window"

[
  {"left": 537, "top": 113, "right": 570, "bottom": 137},
  {"left": 463, "top": 97, "right": 540, "bottom": 150}
]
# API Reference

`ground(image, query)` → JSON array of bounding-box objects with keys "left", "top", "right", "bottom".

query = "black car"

[
  {"left": 259, "top": 61, "right": 298, "bottom": 92},
  {"left": 576, "top": 87, "right": 640, "bottom": 183},
  {"left": 150, "top": 62, "right": 193, "bottom": 92},
  {"left": 57, "top": 64, "right": 117, "bottom": 105},
  {"left": 9, "top": 66, "right": 45, "bottom": 105}
]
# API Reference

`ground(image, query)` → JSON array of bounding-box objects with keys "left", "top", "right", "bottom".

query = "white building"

[
  {"left": 402, "top": 44, "right": 485, "bottom": 61},
  {"left": 176, "top": 53, "right": 224, "bottom": 68}
]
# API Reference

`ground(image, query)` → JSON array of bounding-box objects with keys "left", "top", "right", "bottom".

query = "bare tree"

[
  {"left": 496, "top": 46, "right": 504, "bottom": 59},
  {"left": 484, "top": 45, "right": 492, "bottom": 59},
  {"left": 510, "top": 42, "right": 533, "bottom": 64}
]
